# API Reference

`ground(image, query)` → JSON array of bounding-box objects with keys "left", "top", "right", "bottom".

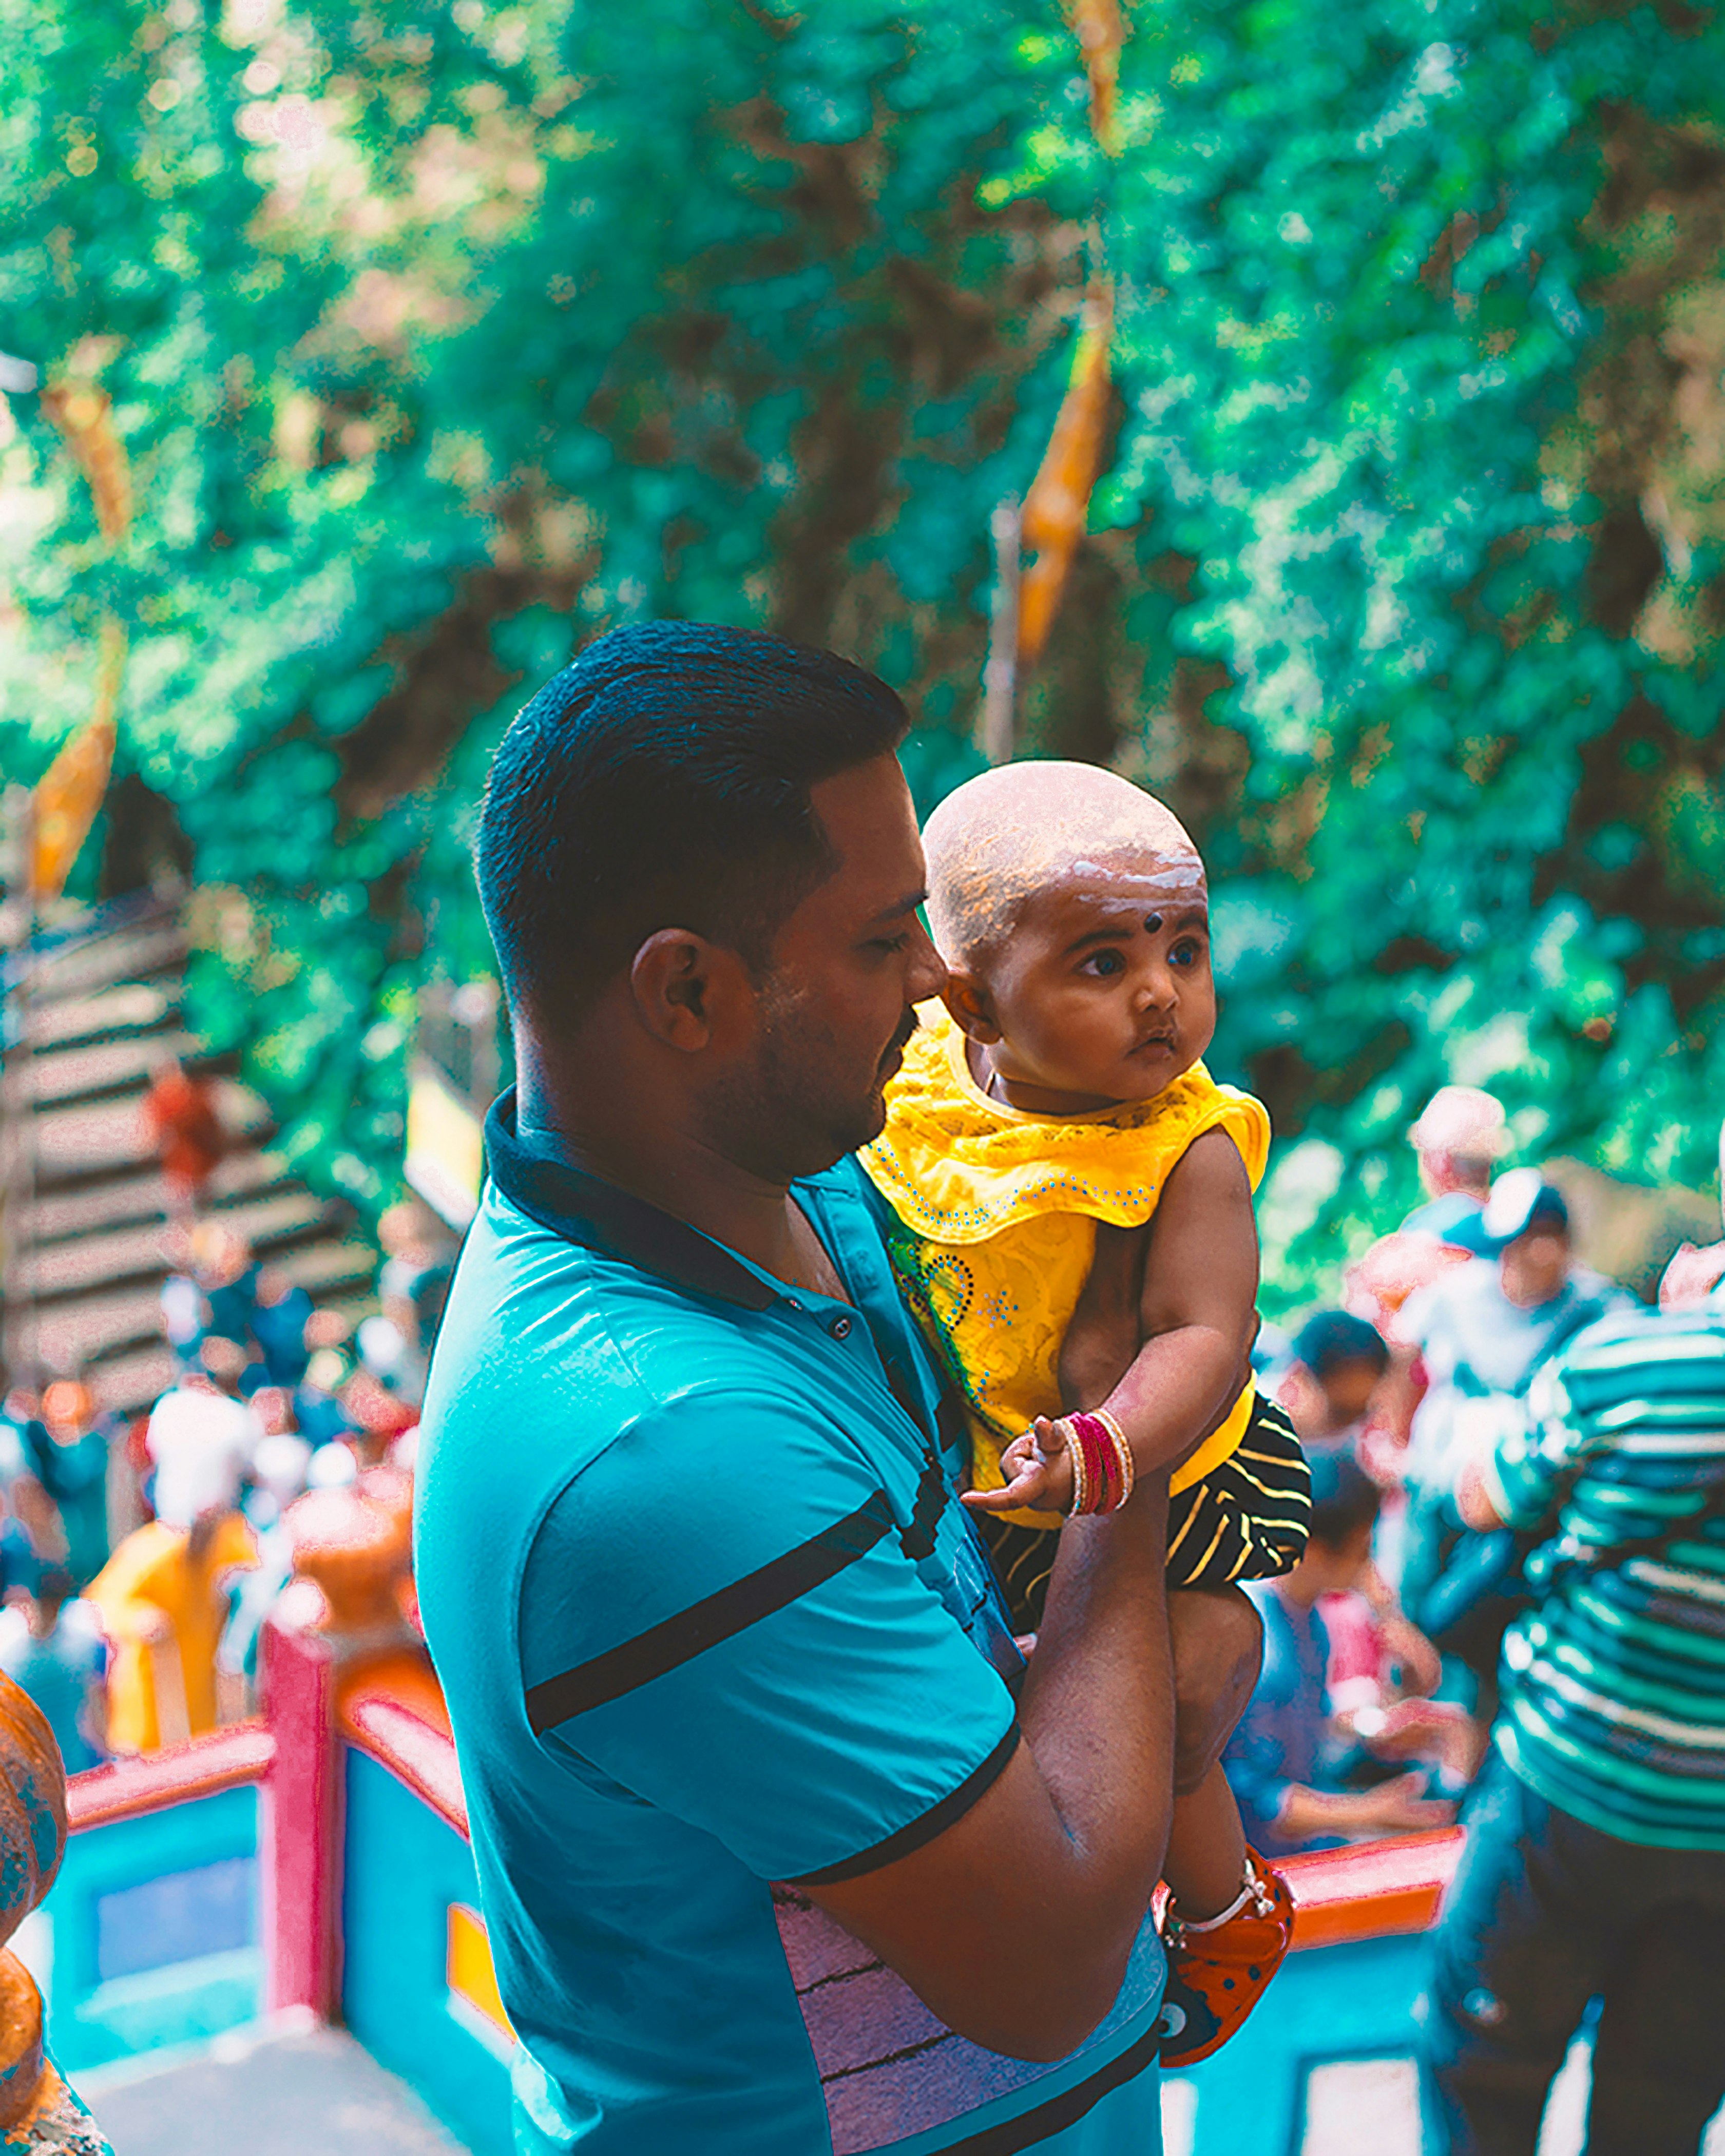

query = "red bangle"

[
  {"left": 1067, "top": 1413, "right": 1110, "bottom": 1515},
  {"left": 1067, "top": 1411, "right": 1133, "bottom": 1514}
]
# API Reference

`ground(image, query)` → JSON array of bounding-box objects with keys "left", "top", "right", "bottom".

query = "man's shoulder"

[
  {"left": 430, "top": 1184, "right": 793, "bottom": 1416},
  {"left": 1554, "top": 1294, "right": 1725, "bottom": 1379},
  {"left": 419, "top": 1185, "right": 879, "bottom": 1578},
  {"left": 1403, "top": 1256, "right": 1486, "bottom": 1334},
  {"left": 1564, "top": 1267, "right": 1629, "bottom": 1318}
]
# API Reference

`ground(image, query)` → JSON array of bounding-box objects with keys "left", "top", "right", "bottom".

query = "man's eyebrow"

[{"left": 866, "top": 887, "right": 927, "bottom": 925}]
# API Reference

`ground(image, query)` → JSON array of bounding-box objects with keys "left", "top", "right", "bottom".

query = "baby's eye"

[
  {"left": 1170, "top": 938, "right": 1204, "bottom": 968},
  {"left": 1082, "top": 949, "right": 1127, "bottom": 978}
]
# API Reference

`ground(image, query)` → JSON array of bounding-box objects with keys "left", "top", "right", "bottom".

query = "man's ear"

[
  {"left": 629, "top": 930, "right": 732, "bottom": 1051},
  {"left": 942, "top": 968, "right": 1002, "bottom": 1045}
]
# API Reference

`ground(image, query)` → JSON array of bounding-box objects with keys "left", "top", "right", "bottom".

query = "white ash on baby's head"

[{"left": 923, "top": 761, "right": 1202, "bottom": 967}]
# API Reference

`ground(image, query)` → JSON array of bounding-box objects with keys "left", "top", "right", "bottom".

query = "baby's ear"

[{"left": 942, "top": 969, "right": 1002, "bottom": 1044}]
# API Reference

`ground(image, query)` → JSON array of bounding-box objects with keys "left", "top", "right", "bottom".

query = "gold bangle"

[
  {"left": 1051, "top": 1416, "right": 1088, "bottom": 1517},
  {"left": 1092, "top": 1408, "right": 1135, "bottom": 1507}
]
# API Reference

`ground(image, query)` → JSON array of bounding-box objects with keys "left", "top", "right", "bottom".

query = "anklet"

[{"left": 1174, "top": 1857, "right": 1275, "bottom": 1935}]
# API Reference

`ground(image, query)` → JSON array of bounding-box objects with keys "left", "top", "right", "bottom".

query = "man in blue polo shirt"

[{"left": 416, "top": 623, "right": 1209, "bottom": 2153}]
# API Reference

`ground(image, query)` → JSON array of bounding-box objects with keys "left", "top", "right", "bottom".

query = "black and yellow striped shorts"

[{"left": 975, "top": 1394, "right": 1311, "bottom": 1636}]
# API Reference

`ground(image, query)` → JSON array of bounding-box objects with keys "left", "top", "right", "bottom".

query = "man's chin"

[
  {"left": 853, "top": 1085, "right": 890, "bottom": 1150},
  {"left": 812, "top": 1088, "right": 889, "bottom": 1169}
]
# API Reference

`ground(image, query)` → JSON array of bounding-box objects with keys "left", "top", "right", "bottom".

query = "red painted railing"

[
  {"left": 66, "top": 1722, "right": 275, "bottom": 1833},
  {"left": 338, "top": 1653, "right": 466, "bottom": 1837},
  {"left": 1281, "top": 1826, "right": 1464, "bottom": 1949},
  {"left": 60, "top": 1622, "right": 1470, "bottom": 2045}
]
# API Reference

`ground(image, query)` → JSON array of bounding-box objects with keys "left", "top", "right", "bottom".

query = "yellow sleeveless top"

[{"left": 860, "top": 1002, "right": 1270, "bottom": 1529}]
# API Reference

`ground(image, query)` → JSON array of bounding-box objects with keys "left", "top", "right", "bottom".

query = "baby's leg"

[
  {"left": 1165, "top": 1769, "right": 1250, "bottom": 1921},
  {"left": 1166, "top": 1587, "right": 1261, "bottom": 1918}
]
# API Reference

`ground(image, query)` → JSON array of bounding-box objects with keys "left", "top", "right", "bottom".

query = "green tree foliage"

[{"left": 2, "top": 0, "right": 1721, "bottom": 1302}]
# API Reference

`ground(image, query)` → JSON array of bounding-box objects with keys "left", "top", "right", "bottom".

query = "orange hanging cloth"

[
  {"left": 31, "top": 383, "right": 131, "bottom": 899},
  {"left": 1070, "top": 0, "right": 1125, "bottom": 155},
  {"left": 1009, "top": 0, "right": 1126, "bottom": 672},
  {"left": 1015, "top": 281, "right": 1116, "bottom": 669},
  {"left": 30, "top": 624, "right": 123, "bottom": 900}
]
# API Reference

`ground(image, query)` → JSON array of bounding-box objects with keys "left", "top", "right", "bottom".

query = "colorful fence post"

[
  {"left": 259, "top": 1612, "right": 340, "bottom": 2019},
  {"left": 260, "top": 1473, "right": 418, "bottom": 2022}
]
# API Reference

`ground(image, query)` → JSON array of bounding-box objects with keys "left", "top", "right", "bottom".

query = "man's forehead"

[{"left": 803, "top": 756, "right": 925, "bottom": 918}]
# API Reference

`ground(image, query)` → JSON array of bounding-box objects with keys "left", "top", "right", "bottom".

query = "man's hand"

[
  {"left": 1660, "top": 1240, "right": 1725, "bottom": 1311},
  {"left": 1350, "top": 1773, "right": 1458, "bottom": 1836},
  {"left": 1277, "top": 1771, "right": 1455, "bottom": 1843},
  {"left": 1363, "top": 1700, "right": 1486, "bottom": 1783}
]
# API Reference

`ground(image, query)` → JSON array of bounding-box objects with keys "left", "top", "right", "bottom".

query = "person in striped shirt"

[{"left": 1422, "top": 1283, "right": 1725, "bottom": 2154}]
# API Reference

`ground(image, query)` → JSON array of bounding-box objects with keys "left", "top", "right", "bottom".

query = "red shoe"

[{"left": 1155, "top": 1850, "right": 1294, "bottom": 2067}]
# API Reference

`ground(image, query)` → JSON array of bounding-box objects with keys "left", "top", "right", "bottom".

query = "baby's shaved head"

[{"left": 924, "top": 761, "right": 1201, "bottom": 967}]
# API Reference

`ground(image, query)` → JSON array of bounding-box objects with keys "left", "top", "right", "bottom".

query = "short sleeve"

[
  {"left": 520, "top": 1394, "right": 1018, "bottom": 1884},
  {"left": 1482, "top": 1351, "right": 1592, "bottom": 1528}
]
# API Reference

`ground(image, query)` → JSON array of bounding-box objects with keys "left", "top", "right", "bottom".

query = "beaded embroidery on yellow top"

[{"left": 860, "top": 1001, "right": 1271, "bottom": 1529}]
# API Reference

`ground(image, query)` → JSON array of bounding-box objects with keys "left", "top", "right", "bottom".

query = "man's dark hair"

[
  {"left": 1307, "top": 1449, "right": 1381, "bottom": 1550},
  {"left": 1293, "top": 1308, "right": 1390, "bottom": 1382},
  {"left": 476, "top": 621, "right": 910, "bottom": 1031}
]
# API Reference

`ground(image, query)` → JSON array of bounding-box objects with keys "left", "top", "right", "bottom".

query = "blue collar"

[{"left": 484, "top": 1089, "right": 783, "bottom": 1314}]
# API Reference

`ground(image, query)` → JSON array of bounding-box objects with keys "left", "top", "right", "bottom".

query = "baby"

[{"left": 861, "top": 760, "right": 1310, "bottom": 2064}]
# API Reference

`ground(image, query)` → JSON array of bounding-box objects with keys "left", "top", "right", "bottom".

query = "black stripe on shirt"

[
  {"left": 525, "top": 1491, "right": 897, "bottom": 1734},
  {"left": 793, "top": 1725, "right": 1022, "bottom": 1885}
]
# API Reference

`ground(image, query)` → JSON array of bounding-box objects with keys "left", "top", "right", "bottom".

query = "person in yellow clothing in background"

[
  {"left": 861, "top": 760, "right": 1310, "bottom": 2068},
  {"left": 87, "top": 1397, "right": 259, "bottom": 1755}
]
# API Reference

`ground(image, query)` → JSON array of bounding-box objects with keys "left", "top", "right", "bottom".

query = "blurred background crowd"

[
  {"left": 0, "top": 1136, "right": 449, "bottom": 1778},
  {"left": 0, "top": 1044, "right": 1710, "bottom": 1892},
  {"left": 1226, "top": 1083, "right": 1632, "bottom": 1858}
]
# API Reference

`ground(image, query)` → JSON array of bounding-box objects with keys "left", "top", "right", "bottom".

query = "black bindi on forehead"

[{"left": 1144, "top": 913, "right": 1163, "bottom": 934}]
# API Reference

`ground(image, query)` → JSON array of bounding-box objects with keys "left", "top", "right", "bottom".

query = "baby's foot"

[{"left": 1155, "top": 1849, "right": 1294, "bottom": 2068}]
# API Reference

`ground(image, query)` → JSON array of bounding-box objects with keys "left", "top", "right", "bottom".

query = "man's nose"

[{"left": 906, "top": 917, "right": 947, "bottom": 1003}]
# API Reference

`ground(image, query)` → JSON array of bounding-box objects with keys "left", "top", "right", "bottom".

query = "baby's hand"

[{"left": 961, "top": 1417, "right": 1075, "bottom": 1515}]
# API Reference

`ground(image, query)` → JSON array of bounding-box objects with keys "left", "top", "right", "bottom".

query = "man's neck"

[{"left": 518, "top": 1068, "right": 807, "bottom": 1285}]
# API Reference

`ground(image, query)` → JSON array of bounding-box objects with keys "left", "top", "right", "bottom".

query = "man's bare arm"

[{"left": 805, "top": 1480, "right": 1176, "bottom": 2061}]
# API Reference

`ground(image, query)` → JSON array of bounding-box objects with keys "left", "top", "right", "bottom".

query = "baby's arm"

[{"left": 965, "top": 1128, "right": 1258, "bottom": 1515}]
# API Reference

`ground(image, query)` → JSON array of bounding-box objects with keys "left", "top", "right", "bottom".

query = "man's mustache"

[{"left": 884, "top": 1007, "right": 920, "bottom": 1063}]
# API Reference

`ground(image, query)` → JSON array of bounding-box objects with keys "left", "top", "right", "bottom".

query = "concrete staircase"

[{"left": 4, "top": 894, "right": 380, "bottom": 1418}]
